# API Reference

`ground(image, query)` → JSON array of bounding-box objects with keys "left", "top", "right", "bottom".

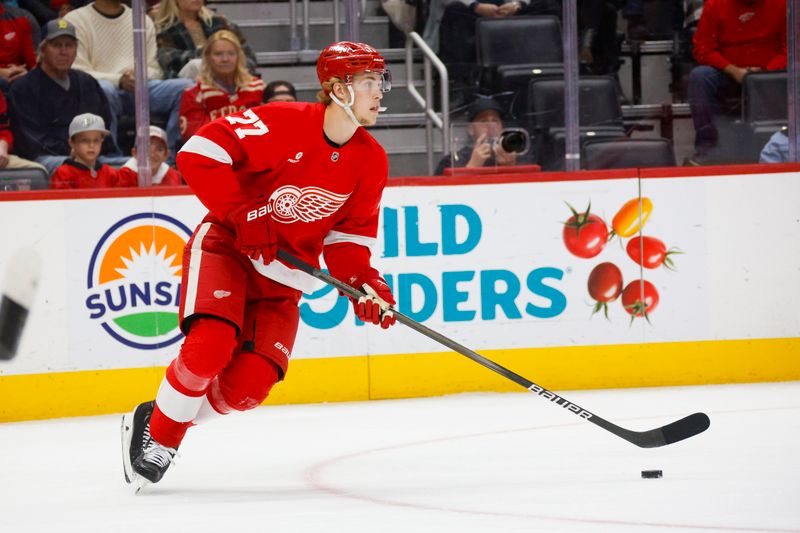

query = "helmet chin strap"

[{"left": 330, "top": 85, "right": 363, "bottom": 129}]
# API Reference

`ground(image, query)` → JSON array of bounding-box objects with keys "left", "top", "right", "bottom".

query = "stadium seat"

[
  {"left": 583, "top": 137, "right": 676, "bottom": 169},
  {"left": 740, "top": 71, "right": 787, "bottom": 161},
  {"left": 0, "top": 168, "right": 49, "bottom": 191},
  {"left": 528, "top": 76, "right": 627, "bottom": 170},
  {"left": 476, "top": 16, "right": 563, "bottom": 117}
]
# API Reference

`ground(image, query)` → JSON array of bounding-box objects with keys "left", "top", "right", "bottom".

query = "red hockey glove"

[
  {"left": 229, "top": 197, "right": 277, "bottom": 264},
  {"left": 350, "top": 270, "right": 397, "bottom": 329}
]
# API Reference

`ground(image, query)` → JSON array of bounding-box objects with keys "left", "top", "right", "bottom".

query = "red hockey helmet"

[{"left": 317, "top": 41, "right": 391, "bottom": 93}]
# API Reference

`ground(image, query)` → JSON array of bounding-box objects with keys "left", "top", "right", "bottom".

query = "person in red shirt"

[
  {"left": 50, "top": 113, "right": 135, "bottom": 188},
  {"left": 121, "top": 41, "right": 396, "bottom": 490},
  {"left": 118, "top": 125, "right": 183, "bottom": 186},
  {"left": 0, "top": 3, "right": 37, "bottom": 92},
  {"left": 178, "top": 29, "right": 265, "bottom": 142},
  {"left": 687, "top": 0, "right": 786, "bottom": 164}
]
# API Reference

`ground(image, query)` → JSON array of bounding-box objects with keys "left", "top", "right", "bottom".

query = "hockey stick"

[{"left": 278, "top": 249, "right": 710, "bottom": 448}]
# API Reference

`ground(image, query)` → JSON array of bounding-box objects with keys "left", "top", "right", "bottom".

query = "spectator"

[
  {"left": 50, "top": 112, "right": 135, "bottom": 188},
  {"left": 118, "top": 125, "right": 183, "bottom": 185},
  {"left": 154, "top": 0, "right": 256, "bottom": 80},
  {"left": 0, "top": 88, "right": 47, "bottom": 173},
  {"left": 264, "top": 80, "right": 297, "bottom": 103},
  {"left": 686, "top": 0, "right": 786, "bottom": 164},
  {"left": 64, "top": 0, "right": 193, "bottom": 158},
  {"left": 8, "top": 18, "right": 127, "bottom": 175},
  {"left": 759, "top": 127, "right": 788, "bottom": 163},
  {"left": 435, "top": 96, "right": 533, "bottom": 175},
  {"left": 0, "top": 1, "right": 37, "bottom": 93},
  {"left": 178, "top": 29, "right": 264, "bottom": 142}
]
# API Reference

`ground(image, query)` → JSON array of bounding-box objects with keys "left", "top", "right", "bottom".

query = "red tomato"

[
  {"left": 621, "top": 280, "right": 659, "bottom": 320},
  {"left": 587, "top": 262, "right": 623, "bottom": 318},
  {"left": 626, "top": 236, "right": 679, "bottom": 270},
  {"left": 562, "top": 203, "right": 609, "bottom": 259}
]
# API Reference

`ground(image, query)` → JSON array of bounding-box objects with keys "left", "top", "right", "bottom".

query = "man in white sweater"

[{"left": 64, "top": 0, "right": 193, "bottom": 157}]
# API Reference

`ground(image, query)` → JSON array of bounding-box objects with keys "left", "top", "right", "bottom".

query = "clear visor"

[{"left": 349, "top": 70, "right": 392, "bottom": 93}]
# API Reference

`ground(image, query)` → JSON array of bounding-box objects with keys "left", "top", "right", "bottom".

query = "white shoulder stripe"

[
  {"left": 180, "top": 135, "right": 233, "bottom": 165},
  {"left": 323, "top": 230, "right": 377, "bottom": 249}
]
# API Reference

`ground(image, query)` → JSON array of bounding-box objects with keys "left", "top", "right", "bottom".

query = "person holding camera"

[{"left": 435, "top": 96, "right": 533, "bottom": 175}]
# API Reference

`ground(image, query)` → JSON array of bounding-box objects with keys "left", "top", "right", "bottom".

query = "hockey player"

[{"left": 122, "top": 41, "right": 397, "bottom": 490}]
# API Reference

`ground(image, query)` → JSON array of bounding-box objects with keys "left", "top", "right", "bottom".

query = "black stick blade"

[{"left": 660, "top": 412, "right": 711, "bottom": 446}]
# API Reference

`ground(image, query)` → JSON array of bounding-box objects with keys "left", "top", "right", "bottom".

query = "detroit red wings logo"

[{"left": 267, "top": 185, "right": 351, "bottom": 223}]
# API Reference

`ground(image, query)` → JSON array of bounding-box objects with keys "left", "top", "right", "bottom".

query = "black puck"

[{"left": 641, "top": 469, "right": 663, "bottom": 479}]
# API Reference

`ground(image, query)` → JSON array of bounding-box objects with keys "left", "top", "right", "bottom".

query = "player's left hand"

[{"left": 351, "top": 270, "right": 396, "bottom": 329}]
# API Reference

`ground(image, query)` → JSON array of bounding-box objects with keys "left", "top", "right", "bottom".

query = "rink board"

[{"left": 1, "top": 164, "right": 799, "bottom": 421}]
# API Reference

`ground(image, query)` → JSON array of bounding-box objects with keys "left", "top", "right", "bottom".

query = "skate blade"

[
  {"left": 133, "top": 476, "right": 150, "bottom": 494},
  {"left": 121, "top": 413, "right": 134, "bottom": 484}
]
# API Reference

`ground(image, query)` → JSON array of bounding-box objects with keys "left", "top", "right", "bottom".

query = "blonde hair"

[
  {"left": 316, "top": 77, "right": 344, "bottom": 105},
  {"left": 155, "top": 0, "right": 215, "bottom": 31},
  {"left": 199, "top": 30, "right": 252, "bottom": 88}
]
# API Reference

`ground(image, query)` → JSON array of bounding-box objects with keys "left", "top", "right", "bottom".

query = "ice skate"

[{"left": 121, "top": 400, "right": 176, "bottom": 492}]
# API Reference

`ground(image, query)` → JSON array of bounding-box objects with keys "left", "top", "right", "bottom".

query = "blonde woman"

[
  {"left": 178, "top": 30, "right": 265, "bottom": 142},
  {"left": 155, "top": 0, "right": 256, "bottom": 79}
]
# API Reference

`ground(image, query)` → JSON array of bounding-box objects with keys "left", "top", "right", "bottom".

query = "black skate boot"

[{"left": 121, "top": 401, "right": 177, "bottom": 491}]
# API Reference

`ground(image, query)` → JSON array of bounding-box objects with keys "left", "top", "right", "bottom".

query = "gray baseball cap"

[
  {"left": 68, "top": 113, "right": 111, "bottom": 138},
  {"left": 43, "top": 19, "right": 78, "bottom": 42}
]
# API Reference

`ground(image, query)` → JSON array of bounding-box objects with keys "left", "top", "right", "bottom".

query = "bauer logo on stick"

[{"left": 85, "top": 213, "right": 192, "bottom": 350}]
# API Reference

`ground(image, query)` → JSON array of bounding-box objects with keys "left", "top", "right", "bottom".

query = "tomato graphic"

[
  {"left": 626, "top": 236, "right": 680, "bottom": 270},
  {"left": 621, "top": 280, "right": 659, "bottom": 321},
  {"left": 587, "top": 262, "right": 623, "bottom": 318},
  {"left": 612, "top": 197, "right": 653, "bottom": 238},
  {"left": 562, "top": 202, "right": 609, "bottom": 258}
]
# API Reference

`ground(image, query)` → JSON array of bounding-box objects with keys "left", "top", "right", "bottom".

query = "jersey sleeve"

[
  {"left": 178, "top": 85, "right": 208, "bottom": 143},
  {"left": 176, "top": 106, "right": 272, "bottom": 219},
  {"left": 49, "top": 166, "right": 74, "bottom": 189}
]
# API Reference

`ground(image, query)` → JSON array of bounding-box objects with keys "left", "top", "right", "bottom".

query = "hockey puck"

[{"left": 641, "top": 470, "right": 663, "bottom": 479}]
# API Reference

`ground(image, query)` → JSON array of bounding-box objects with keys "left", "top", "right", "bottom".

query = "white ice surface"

[{"left": 1, "top": 382, "right": 798, "bottom": 533}]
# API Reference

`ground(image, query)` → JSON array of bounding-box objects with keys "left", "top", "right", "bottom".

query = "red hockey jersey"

[
  {"left": 119, "top": 158, "right": 183, "bottom": 186},
  {"left": 50, "top": 159, "right": 134, "bottom": 189},
  {"left": 176, "top": 102, "right": 389, "bottom": 293},
  {"left": 179, "top": 79, "right": 266, "bottom": 142}
]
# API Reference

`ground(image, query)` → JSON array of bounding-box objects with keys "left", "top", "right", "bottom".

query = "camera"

[{"left": 492, "top": 128, "right": 529, "bottom": 155}]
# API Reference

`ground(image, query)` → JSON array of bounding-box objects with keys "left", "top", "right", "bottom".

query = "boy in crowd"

[
  {"left": 119, "top": 126, "right": 183, "bottom": 186},
  {"left": 51, "top": 113, "right": 136, "bottom": 189}
]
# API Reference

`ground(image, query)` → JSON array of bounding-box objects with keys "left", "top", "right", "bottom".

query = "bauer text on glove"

[{"left": 229, "top": 198, "right": 278, "bottom": 263}]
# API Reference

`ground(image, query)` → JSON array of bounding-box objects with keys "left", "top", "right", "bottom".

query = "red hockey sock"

[{"left": 149, "top": 318, "right": 238, "bottom": 448}]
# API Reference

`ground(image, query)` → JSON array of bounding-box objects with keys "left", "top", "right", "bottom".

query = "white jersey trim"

[
  {"left": 183, "top": 222, "right": 212, "bottom": 316},
  {"left": 180, "top": 135, "right": 233, "bottom": 165},
  {"left": 250, "top": 258, "right": 321, "bottom": 293},
  {"left": 323, "top": 230, "right": 377, "bottom": 249}
]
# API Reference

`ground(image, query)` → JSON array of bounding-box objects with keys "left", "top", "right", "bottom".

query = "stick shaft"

[{"left": 277, "top": 249, "right": 710, "bottom": 448}]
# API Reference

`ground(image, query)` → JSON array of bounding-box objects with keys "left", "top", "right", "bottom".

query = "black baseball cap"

[
  {"left": 43, "top": 19, "right": 77, "bottom": 42},
  {"left": 468, "top": 97, "right": 505, "bottom": 121}
]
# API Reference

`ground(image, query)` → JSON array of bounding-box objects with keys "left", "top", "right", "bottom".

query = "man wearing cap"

[
  {"left": 63, "top": 0, "right": 193, "bottom": 158},
  {"left": 435, "top": 96, "right": 532, "bottom": 175},
  {"left": 8, "top": 18, "right": 128, "bottom": 176}
]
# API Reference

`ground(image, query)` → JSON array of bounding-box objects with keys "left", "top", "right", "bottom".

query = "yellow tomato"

[{"left": 612, "top": 197, "right": 652, "bottom": 238}]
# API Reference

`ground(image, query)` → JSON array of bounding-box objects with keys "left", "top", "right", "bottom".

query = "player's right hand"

[{"left": 229, "top": 197, "right": 278, "bottom": 264}]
